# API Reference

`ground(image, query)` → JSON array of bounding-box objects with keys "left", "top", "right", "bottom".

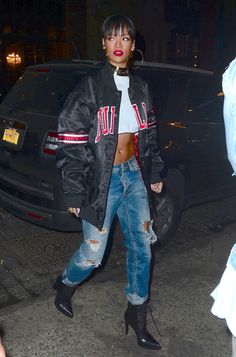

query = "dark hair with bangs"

[{"left": 101, "top": 15, "right": 136, "bottom": 41}]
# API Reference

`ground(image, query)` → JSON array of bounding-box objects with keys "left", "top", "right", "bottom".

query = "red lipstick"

[{"left": 113, "top": 50, "right": 123, "bottom": 56}]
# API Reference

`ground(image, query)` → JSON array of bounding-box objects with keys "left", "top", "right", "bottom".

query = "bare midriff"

[{"left": 113, "top": 132, "right": 135, "bottom": 165}]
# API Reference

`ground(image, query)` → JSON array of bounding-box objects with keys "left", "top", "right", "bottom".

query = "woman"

[{"left": 54, "top": 14, "right": 163, "bottom": 350}]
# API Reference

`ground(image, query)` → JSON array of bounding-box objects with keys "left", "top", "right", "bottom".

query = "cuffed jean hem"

[
  {"left": 127, "top": 293, "right": 148, "bottom": 305},
  {"left": 62, "top": 276, "right": 80, "bottom": 287},
  {"left": 62, "top": 265, "right": 94, "bottom": 287}
]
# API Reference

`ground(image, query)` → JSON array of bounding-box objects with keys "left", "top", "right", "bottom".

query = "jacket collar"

[
  {"left": 99, "top": 60, "right": 118, "bottom": 90},
  {"left": 99, "top": 60, "right": 135, "bottom": 90}
]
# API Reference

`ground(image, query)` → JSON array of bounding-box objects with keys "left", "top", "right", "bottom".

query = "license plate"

[{"left": 3, "top": 128, "right": 19, "bottom": 145}]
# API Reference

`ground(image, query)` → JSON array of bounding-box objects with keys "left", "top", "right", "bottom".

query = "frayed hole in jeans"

[
  {"left": 99, "top": 227, "right": 107, "bottom": 234},
  {"left": 89, "top": 239, "right": 100, "bottom": 252},
  {"left": 80, "top": 259, "right": 100, "bottom": 268}
]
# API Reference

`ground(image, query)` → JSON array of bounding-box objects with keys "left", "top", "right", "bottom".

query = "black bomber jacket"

[{"left": 56, "top": 61, "right": 164, "bottom": 229}]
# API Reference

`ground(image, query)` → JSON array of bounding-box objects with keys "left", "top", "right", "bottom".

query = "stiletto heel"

[{"left": 125, "top": 320, "right": 129, "bottom": 335}]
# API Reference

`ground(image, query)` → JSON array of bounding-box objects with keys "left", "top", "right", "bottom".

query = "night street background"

[{"left": 1, "top": 1, "right": 236, "bottom": 356}]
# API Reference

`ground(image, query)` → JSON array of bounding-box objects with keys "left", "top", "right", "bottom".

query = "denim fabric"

[
  {"left": 62, "top": 156, "right": 157, "bottom": 305},
  {"left": 222, "top": 57, "right": 236, "bottom": 175}
]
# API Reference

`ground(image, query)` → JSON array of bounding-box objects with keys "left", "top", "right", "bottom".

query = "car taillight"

[
  {"left": 27, "top": 212, "right": 44, "bottom": 221},
  {"left": 43, "top": 132, "right": 59, "bottom": 155}
]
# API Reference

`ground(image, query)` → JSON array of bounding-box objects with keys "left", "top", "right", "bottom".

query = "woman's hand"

[
  {"left": 68, "top": 207, "right": 80, "bottom": 217},
  {"left": 151, "top": 182, "right": 163, "bottom": 193}
]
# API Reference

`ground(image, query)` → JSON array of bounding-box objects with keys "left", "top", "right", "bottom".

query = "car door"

[{"left": 186, "top": 78, "right": 233, "bottom": 195}]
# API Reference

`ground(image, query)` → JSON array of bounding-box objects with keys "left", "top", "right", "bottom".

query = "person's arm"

[{"left": 56, "top": 77, "right": 96, "bottom": 209}]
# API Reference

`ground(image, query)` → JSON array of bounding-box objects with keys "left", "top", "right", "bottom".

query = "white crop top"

[{"left": 113, "top": 74, "right": 139, "bottom": 134}]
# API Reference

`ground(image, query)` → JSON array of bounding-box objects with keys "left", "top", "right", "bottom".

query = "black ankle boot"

[
  {"left": 124, "top": 302, "right": 161, "bottom": 350},
  {"left": 53, "top": 275, "right": 77, "bottom": 318}
]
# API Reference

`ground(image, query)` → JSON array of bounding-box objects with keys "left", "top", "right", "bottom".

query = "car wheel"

[{"left": 152, "top": 186, "right": 181, "bottom": 247}]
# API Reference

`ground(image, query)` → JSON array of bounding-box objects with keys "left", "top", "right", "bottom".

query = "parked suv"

[{"left": 0, "top": 60, "right": 235, "bottom": 246}]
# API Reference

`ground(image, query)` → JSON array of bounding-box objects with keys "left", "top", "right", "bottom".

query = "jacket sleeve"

[
  {"left": 145, "top": 82, "right": 164, "bottom": 183},
  {"left": 56, "top": 77, "right": 96, "bottom": 208}
]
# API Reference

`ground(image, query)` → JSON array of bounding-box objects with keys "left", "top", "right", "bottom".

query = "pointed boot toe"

[
  {"left": 54, "top": 297, "right": 74, "bottom": 318},
  {"left": 138, "top": 332, "right": 161, "bottom": 350}
]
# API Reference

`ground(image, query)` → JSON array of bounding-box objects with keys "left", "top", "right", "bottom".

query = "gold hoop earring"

[{"left": 131, "top": 48, "right": 144, "bottom": 69}]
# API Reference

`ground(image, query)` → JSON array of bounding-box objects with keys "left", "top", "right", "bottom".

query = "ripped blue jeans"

[{"left": 62, "top": 156, "right": 157, "bottom": 305}]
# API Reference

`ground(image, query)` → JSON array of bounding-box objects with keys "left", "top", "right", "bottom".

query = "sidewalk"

[{"left": 0, "top": 226, "right": 234, "bottom": 357}]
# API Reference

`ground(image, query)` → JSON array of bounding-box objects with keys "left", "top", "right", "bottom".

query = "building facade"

[
  {"left": 0, "top": 0, "right": 86, "bottom": 87},
  {"left": 0, "top": 0, "right": 235, "bottom": 89}
]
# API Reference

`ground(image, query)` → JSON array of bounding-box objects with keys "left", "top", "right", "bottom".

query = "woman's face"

[{"left": 102, "top": 26, "right": 134, "bottom": 67}]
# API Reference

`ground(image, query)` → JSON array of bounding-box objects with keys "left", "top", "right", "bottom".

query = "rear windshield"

[
  {"left": 2, "top": 68, "right": 89, "bottom": 115},
  {"left": 137, "top": 69, "right": 171, "bottom": 118}
]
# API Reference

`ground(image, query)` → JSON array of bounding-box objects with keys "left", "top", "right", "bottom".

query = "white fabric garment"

[
  {"left": 222, "top": 57, "right": 236, "bottom": 175},
  {"left": 211, "top": 243, "right": 236, "bottom": 336},
  {"left": 233, "top": 335, "right": 236, "bottom": 357},
  {"left": 113, "top": 74, "right": 138, "bottom": 134}
]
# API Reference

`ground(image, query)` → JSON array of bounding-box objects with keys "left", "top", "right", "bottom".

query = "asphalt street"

[{"left": 0, "top": 196, "right": 236, "bottom": 356}]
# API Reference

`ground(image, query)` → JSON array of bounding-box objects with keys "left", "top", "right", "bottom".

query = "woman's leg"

[
  {"left": 54, "top": 169, "right": 122, "bottom": 317},
  {"left": 116, "top": 158, "right": 161, "bottom": 350},
  {"left": 62, "top": 218, "right": 112, "bottom": 285},
  {"left": 54, "top": 201, "right": 117, "bottom": 317},
  {"left": 62, "top": 210, "right": 116, "bottom": 287},
  {"left": 54, "top": 216, "right": 115, "bottom": 318},
  {"left": 61, "top": 165, "right": 124, "bottom": 286},
  {"left": 116, "top": 169, "right": 155, "bottom": 304}
]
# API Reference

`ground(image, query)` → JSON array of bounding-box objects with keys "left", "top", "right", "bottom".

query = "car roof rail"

[
  {"left": 26, "top": 59, "right": 99, "bottom": 70},
  {"left": 26, "top": 59, "right": 213, "bottom": 75},
  {"left": 135, "top": 60, "right": 214, "bottom": 75}
]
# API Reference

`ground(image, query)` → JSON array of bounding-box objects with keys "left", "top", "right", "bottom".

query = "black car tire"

[{"left": 152, "top": 185, "right": 182, "bottom": 247}]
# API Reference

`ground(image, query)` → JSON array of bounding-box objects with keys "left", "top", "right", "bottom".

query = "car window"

[
  {"left": 137, "top": 69, "right": 171, "bottom": 118},
  {"left": 187, "top": 80, "right": 224, "bottom": 123},
  {"left": 1, "top": 69, "right": 88, "bottom": 115}
]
